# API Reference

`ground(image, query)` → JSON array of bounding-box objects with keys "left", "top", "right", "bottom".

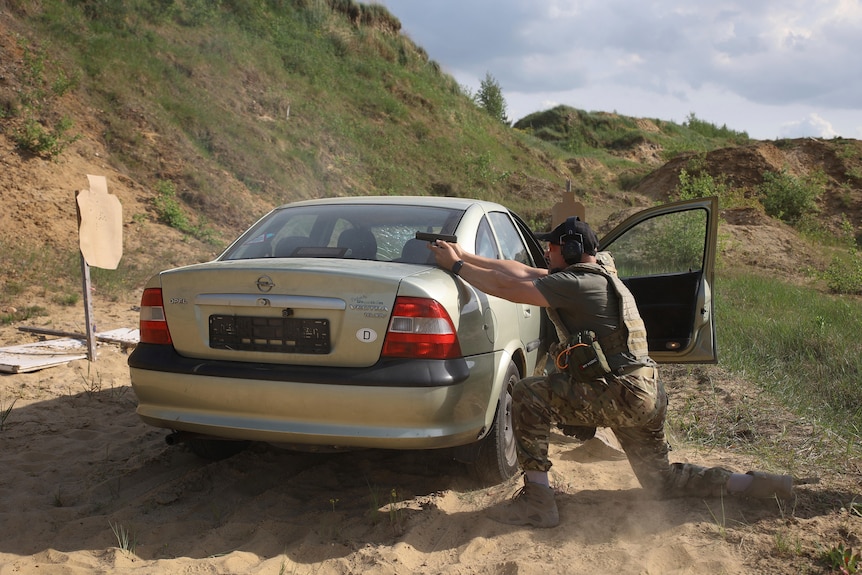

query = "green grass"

[
  {"left": 663, "top": 271, "right": 862, "bottom": 479},
  {"left": 715, "top": 272, "right": 862, "bottom": 437},
  {"left": 0, "top": 240, "right": 171, "bottom": 305},
  {"left": 514, "top": 107, "right": 749, "bottom": 160}
]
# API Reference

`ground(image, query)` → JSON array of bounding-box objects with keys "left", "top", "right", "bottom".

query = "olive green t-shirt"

[{"left": 536, "top": 269, "right": 618, "bottom": 335}]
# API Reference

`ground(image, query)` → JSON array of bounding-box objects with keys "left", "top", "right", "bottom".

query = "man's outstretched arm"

[{"left": 429, "top": 240, "right": 549, "bottom": 306}]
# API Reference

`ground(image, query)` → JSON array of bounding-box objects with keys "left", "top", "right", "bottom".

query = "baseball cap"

[{"left": 534, "top": 216, "right": 599, "bottom": 255}]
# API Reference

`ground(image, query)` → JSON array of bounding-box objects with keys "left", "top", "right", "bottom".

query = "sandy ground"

[{"left": 1, "top": 299, "right": 856, "bottom": 575}]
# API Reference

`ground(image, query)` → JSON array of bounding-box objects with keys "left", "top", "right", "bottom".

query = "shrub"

[
  {"left": 152, "top": 180, "right": 218, "bottom": 243},
  {"left": 7, "top": 41, "right": 81, "bottom": 159},
  {"left": 676, "top": 168, "right": 729, "bottom": 201},
  {"left": 758, "top": 169, "right": 824, "bottom": 225},
  {"left": 474, "top": 72, "right": 509, "bottom": 125},
  {"left": 682, "top": 112, "right": 749, "bottom": 141},
  {"left": 153, "top": 180, "right": 191, "bottom": 230},
  {"left": 823, "top": 249, "right": 862, "bottom": 295},
  {"left": 12, "top": 117, "right": 80, "bottom": 158}
]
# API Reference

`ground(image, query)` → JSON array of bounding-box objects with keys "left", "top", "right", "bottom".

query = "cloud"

[
  {"left": 379, "top": 0, "right": 862, "bottom": 139},
  {"left": 778, "top": 114, "right": 839, "bottom": 138}
]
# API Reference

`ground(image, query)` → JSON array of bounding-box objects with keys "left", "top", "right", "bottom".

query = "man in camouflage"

[{"left": 430, "top": 216, "right": 793, "bottom": 528}]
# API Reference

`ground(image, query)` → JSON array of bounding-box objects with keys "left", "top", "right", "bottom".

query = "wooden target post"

[{"left": 75, "top": 175, "right": 123, "bottom": 361}]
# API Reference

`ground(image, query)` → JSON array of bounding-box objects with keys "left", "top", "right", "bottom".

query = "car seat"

[
  {"left": 399, "top": 238, "right": 433, "bottom": 264},
  {"left": 337, "top": 228, "right": 377, "bottom": 260}
]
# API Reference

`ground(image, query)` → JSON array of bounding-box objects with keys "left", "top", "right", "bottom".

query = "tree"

[{"left": 475, "top": 72, "right": 509, "bottom": 125}]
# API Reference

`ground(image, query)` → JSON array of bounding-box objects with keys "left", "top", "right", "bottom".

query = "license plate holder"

[{"left": 209, "top": 315, "right": 330, "bottom": 354}]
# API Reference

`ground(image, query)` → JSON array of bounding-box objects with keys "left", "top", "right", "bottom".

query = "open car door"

[{"left": 599, "top": 197, "right": 718, "bottom": 364}]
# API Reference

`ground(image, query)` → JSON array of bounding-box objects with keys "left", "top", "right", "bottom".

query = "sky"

[{"left": 376, "top": 0, "right": 862, "bottom": 140}]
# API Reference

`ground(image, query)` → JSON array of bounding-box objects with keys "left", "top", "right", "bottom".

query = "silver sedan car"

[{"left": 128, "top": 195, "right": 718, "bottom": 484}]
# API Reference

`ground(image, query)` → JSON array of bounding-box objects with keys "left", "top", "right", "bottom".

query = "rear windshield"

[{"left": 221, "top": 204, "right": 463, "bottom": 263}]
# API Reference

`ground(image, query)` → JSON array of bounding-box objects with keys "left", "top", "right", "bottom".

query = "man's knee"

[{"left": 512, "top": 375, "right": 546, "bottom": 404}]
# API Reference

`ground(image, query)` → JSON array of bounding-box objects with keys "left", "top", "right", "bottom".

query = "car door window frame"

[{"left": 599, "top": 196, "right": 719, "bottom": 364}]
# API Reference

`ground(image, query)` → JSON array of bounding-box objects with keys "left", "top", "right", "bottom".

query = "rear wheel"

[
  {"left": 470, "top": 361, "right": 519, "bottom": 485},
  {"left": 187, "top": 438, "right": 250, "bottom": 460}
]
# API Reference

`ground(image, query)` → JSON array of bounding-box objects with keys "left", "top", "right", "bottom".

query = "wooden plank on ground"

[
  {"left": 18, "top": 326, "right": 140, "bottom": 346},
  {"left": 0, "top": 327, "right": 140, "bottom": 373},
  {"left": 92, "top": 327, "right": 140, "bottom": 347},
  {"left": 0, "top": 338, "right": 88, "bottom": 373}
]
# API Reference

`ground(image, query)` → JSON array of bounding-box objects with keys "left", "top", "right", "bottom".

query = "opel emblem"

[{"left": 256, "top": 275, "right": 275, "bottom": 293}]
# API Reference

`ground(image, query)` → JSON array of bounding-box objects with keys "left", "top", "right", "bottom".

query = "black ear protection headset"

[{"left": 559, "top": 216, "right": 584, "bottom": 265}]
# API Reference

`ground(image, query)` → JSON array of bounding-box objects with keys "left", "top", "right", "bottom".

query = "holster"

[{"left": 555, "top": 330, "right": 614, "bottom": 383}]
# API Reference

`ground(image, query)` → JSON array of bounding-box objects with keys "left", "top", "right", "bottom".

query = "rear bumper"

[
  {"left": 128, "top": 343, "right": 470, "bottom": 387},
  {"left": 128, "top": 344, "right": 496, "bottom": 449}
]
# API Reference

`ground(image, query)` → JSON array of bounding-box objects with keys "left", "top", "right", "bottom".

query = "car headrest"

[{"left": 337, "top": 228, "right": 377, "bottom": 260}]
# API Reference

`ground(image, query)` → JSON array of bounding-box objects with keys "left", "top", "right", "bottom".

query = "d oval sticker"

[{"left": 356, "top": 328, "right": 378, "bottom": 343}]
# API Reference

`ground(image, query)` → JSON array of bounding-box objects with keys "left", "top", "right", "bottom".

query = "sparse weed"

[
  {"left": 12, "top": 116, "right": 81, "bottom": 159},
  {"left": 107, "top": 477, "right": 122, "bottom": 501},
  {"left": 3, "top": 281, "right": 24, "bottom": 297},
  {"left": 0, "top": 397, "right": 17, "bottom": 431},
  {"left": 53, "top": 292, "right": 80, "bottom": 306},
  {"left": 0, "top": 305, "right": 48, "bottom": 325},
  {"left": 846, "top": 165, "right": 862, "bottom": 181},
  {"left": 365, "top": 481, "right": 405, "bottom": 534},
  {"left": 388, "top": 488, "right": 401, "bottom": 529},
  {"left": 366, "top": 481, "right": 382, "bottom": 525},
  {"left": 109, "top": 521, "right": 137, "bottom": 555},
  {"left": 80, "top": 364, "right": 103, "bottom": 397},
  {"left": 153, "top": 180, "right": 192, "bottom": 231},
  {"left": 208, "top": 502, "right": 230, "bottom": 527},
  {"left": 822, "top": 246, "right": 862, "bottom": 295},
  {"left": 704, "top": 496, "right": 728, "bottom": 540},
  {"left": 774, "top": 529, "right": 802, "bottom": 556}
]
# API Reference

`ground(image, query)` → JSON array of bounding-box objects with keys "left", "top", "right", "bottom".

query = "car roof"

[{"left": 274, "top": 196, "right": 508, "bottom": 211}]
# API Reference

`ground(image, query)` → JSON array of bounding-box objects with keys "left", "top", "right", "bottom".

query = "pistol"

[{"left": 415, "top": 231, "right": 458, "bottom": 243}]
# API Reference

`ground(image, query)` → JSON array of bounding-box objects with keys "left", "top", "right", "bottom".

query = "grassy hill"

[
  {"left": 3, "top": 0, "right": 568, "bottom": 230},
  {"left": 5, "top": 0, "right": 862, "bottom": 256},
  {"left": 2, "top": 0, "right": 805, "bottom": 236}
]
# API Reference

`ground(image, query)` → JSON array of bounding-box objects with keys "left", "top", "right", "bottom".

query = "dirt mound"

[
  {"left": 633, "top": 139, "right": 862, "bottom": 266},
  {"left": 721, "top": 207, "right": 825, "bottom": 279}
]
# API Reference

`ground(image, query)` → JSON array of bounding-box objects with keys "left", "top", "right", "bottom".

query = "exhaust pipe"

[{"left": 165, "top": 431, "right": 193, "bottom": 445}]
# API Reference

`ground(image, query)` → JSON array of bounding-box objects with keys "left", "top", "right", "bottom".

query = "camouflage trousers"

[{"left": 513, "top": 369, "right": 733, "bottom": 498}]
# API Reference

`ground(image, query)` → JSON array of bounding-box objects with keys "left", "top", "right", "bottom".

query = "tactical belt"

[{"left": 618, "top": 365, "right": 657, "bottom": 379}]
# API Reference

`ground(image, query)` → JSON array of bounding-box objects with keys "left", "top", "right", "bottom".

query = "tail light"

[
  {"left": 139, "top": 288, "right": 172, "bottom": 345},
  {"left": 381, "top": 296, "right": 462, "bottom": 359}
]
